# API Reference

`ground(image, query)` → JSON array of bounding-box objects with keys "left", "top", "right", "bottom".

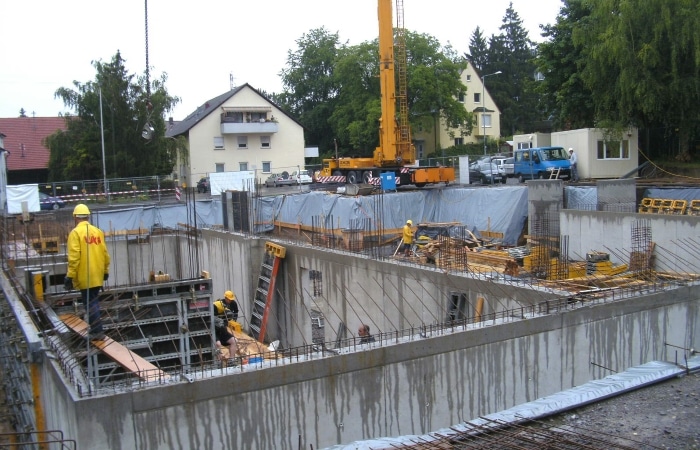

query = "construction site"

[{"left": 0, "top": 178, "right": 698, "bottom": 449}]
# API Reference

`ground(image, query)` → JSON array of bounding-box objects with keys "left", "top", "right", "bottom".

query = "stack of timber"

[{"left": 466, "top": 248, "right": 520, "bottom": 276}]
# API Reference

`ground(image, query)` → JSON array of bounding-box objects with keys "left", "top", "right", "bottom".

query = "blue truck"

[{"left": 512, "top": 147, "right": 571, "bottom": 182}]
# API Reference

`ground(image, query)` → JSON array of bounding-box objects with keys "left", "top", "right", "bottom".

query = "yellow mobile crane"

[{"left": 319, "top": 0, "right": 455, "bottom": 187}]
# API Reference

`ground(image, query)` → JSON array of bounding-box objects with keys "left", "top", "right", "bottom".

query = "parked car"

[
  {"left": 39, "top": 192, "right": 66, "bottom": 210},
  {"left": 290, "top": 170, "right": 313, "bottom": 184},
  {"left": 197, "top": 177, "right": 210, "bottom": 193},
  {"left": 502, "top": 157, "right": 515, "bottom": 178},
  {"left": 469, "top": 162, "right": 503, "bottom": 184},
  {"left": 265, "top": 172, "right": 297, "bottom": 187}
]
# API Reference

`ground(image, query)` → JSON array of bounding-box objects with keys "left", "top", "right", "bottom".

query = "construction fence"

[{"left": 38, "top": 176, "right": 179, "bottom": 205}]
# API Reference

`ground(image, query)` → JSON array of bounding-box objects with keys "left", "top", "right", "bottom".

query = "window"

[
  {"left": 237, "top": 136, "right": 248, "bottom": 149},
  {"left": 517, "top": 142, "right": 532, "bottom": 149},
  {"left": 250, "top": 112, "right": 267, "bottom": 122},
  {"left": 262, "top": 161, "right": 271, "bottom": 173},
  {"left": 213, "top": 136, "right": 224, "bottom": 150},
  {"left": 454, "top": 138, "right": 464, "bottom": 146},
  {"left": 474, "top": 92, "right": 481, "bottom": 103},
  {"left": 224, "top": 111, "right": 244, "bottom": 123},
  {"left": 415, "top": 141, "right": 424, "bottom": 159},
  {"left": 260, "top": 136, "right": 270, "bottom": 148},
  {"left": 458, "top": 93, "right": 465, "bottom": 103},
  {"left": 466, "top": 74, "right": 471, "bottom": 82},
  {"left": 239, "top": 162, "right": 248, "bottom": 171},
  {"left": 215, "top": 163, "right": 225, "bottom": 172},
  {"left": 597, "top": 140, "right": 630, "bottom": 160},
  {"left": 482, "top": 114, "right": 492, "bottom": 128}
]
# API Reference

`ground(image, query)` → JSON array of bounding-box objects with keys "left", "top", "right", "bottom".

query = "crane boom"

[{"left": 319, "top": 0, "right": 455, "bottom": 187}]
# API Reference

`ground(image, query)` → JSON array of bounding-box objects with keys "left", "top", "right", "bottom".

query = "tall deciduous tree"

[
  {"left": 47, "top": 52, "right": 180, "bottom": 181},
  {"left": 278, "top": 28, "right": 468, "bottom": 158},
  {"left": 576, "top": 0, "right": 700, "bottom": 155},
  {"left": 535, "top": 0, "right": 595, "bottom": 130},
  {"left": 278, "top": 27, "right": 342, "bottom": 155}
]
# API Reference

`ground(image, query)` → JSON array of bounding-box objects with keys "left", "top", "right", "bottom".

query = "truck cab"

[{"left": 512, "top": 147, "right": 571, "bottom": 182}]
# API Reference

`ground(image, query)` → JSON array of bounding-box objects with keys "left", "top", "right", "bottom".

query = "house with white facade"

[
  {"left": 513, "top": 128, "right": 639, "bottom": 180},
  {"left": 413, "top": 60, "right": 501, "bottom": 158},
  {"left": 166, "top": 84, "right": 305, "bottom": 186}
]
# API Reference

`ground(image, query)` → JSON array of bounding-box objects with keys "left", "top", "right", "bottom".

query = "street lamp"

[{"left": 482, "top": 71, "right": 502, "bottom": 155}]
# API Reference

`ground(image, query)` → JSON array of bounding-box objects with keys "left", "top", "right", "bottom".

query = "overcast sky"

[{"left": 1, "top": 0, "right": 563, "bottom": 121}]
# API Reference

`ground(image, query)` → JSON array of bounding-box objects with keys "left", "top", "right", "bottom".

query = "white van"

[{"left": 290, "top": 170, "right": 313, "bottom": 184}]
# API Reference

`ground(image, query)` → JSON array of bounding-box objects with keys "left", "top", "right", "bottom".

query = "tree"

[
  {"left": 575, "top": 0, "right": 700, "bottom": 155},
  {"left": 466, "top": 27, "right": 489, "bottom": 73},
  {"left": 278, "top": 28, "right": 468, "bottom": 158},
  {"left": 278, "top": 27, "right": 343, "bottom": 156},
  {"left": 535, "top": 0, "right": 595, "bottom": 130},
  {"left": 46, "top": 51, "right": 180, "bottom": 181},
  {"left": 486, "top": 2, "right": 538, "bottom": 136}
]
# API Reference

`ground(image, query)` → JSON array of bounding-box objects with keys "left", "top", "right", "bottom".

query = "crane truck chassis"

[{"left": 318, "top": 0, "right": 455, "bottom": 188}]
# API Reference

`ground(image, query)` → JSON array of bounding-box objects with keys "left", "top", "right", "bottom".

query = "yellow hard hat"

[
  {"left": 224, "top": 290, "right": 236, "bottom": 301},
  {"left": 73, "top": 204, "right": 90, "bottom": 217},
  {"left": 406, "top": 219, "right": 413, "bottom": 225}
]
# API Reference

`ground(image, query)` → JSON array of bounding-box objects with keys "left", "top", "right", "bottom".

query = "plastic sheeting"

[
  {"left": 6, "top": 184, "right": 40, "bottom": 214},
  {"left": 263, "top": 187, "right": 529, "bottom": 245},
  {"left": 565, "top": 185, "right": 598, "bottom": 211},
  {"left": 80, "top": 186, "right": 529, "bottom": 245},
  {"left": 643, "top": 187, "right": 700, "bottom": 201}
]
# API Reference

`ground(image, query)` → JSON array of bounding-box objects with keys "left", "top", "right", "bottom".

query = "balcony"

[{"left": 220, "top": 115, "right": 278, "bottom": 134}]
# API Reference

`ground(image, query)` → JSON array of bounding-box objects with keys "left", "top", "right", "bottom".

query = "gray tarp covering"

[
  {"left": 86, "top": 186, "right": 529, "bottom": 246},
  {"left": 643, "top": 188, "right": 700, "bottom": 201},
  {"left": 565, "top": 186, "right": 598, "bottom": 211},
  {"left": 264, "top": 187, "right": 528, "bottom": 245}
]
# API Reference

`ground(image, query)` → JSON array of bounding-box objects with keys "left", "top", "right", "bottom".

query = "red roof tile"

[{"left": 0, "top": 117, "right": 67, "bottom": 171}]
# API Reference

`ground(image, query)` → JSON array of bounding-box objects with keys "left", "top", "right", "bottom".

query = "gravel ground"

[{"left": 546, "top": 371, "right": 700, "bottom": 449}]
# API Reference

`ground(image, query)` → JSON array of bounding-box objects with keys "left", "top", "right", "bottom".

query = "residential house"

[
  {"left": 0, "top": 116, "right": 67, "bottom": 184},
  {"left": 513, "top": 128, "right": 639, "bottom": 179},
  {"left": 413, "top": 60, "right": 501, "bottom": 158},
  {"left": 166, "top": 84, "right": 305, "bottom": 186}
]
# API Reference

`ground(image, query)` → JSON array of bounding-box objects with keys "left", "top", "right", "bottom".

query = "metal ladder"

[
  {"left": 249, "top": 242, "right": 286, "bottom": 343},
  {"left": 549, "top": 168, "right": 561, "bottom": 180}
]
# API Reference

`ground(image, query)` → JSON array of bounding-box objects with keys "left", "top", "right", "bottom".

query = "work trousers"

[{"left": 81, "top": 286, "right": 104, "bottom": 335}]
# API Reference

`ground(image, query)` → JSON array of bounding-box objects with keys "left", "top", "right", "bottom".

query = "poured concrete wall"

[
  {"left": 561, "top": 210, "right": 700, "bottom": 269},
  {"left": 597, "top": 178, "right": 636, "bottom": 212},
  {"left": 37, "top": 283, "right": 699, "bottom": 449}
]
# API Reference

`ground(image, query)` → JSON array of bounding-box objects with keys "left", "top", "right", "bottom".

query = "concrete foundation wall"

[
  {"left": 561, "top": 210, "right": 700, "bottom": 269},
  {"left": 39, "top": 284, "right": 699, "bottom": 449}
]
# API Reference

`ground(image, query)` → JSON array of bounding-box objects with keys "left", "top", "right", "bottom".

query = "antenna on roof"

[{"left": 230, "top": 72, "right": 237, "bottom": 90}]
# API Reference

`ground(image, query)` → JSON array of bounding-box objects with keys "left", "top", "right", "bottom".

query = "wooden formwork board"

[{"left": 60, "top": 313, "right": 168, "bottom": 382}]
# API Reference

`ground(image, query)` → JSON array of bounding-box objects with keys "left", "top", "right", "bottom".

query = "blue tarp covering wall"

[{"left": 89, "top": 186, "right": 530, "bottom": 246}]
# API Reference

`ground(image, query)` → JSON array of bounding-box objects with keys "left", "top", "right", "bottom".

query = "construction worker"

[
  {"left": 402, "top": 219, "right": 414, "bottom": 257},
  {"left": 64, "top": 204, "right": 110, "bottom": 341},
  {"left": 214, "top": 290, "right": 239, "bottom": 322},
  {"left": 358, "top": 324, "right": 375, "bottom": 344},
  {"left": 214, "top": 317, "right": 238, "bottom": 363}
]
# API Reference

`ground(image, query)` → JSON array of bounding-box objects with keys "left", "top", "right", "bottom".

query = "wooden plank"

[{"left": 59, "top": 314, "right": 167, "bottom": 382}]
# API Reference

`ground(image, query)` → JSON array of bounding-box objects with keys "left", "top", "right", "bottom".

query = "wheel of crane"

[
  {"left": 362, "top": 171, "right": 373, "bottom": 184},
  {"left": 347, "top": 171, "right": 358, "bottom": 184},
  {"left": 332, "top": 170, "right": 342, "bottom": 177}
]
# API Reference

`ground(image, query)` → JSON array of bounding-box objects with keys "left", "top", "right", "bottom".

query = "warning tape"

[{"left": 54, "top": 188, "right": 176, "bottom": 202}]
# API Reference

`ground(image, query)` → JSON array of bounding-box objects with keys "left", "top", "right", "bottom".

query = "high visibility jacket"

[
  {"left": 214, "top": 299, "right": 239, "bottom": 320},
  {"left": 403, "top": 224, "right": 414, "bottom": 244},
  {"left": 67, "top": 220, "right": 110, "bottom": 290}
]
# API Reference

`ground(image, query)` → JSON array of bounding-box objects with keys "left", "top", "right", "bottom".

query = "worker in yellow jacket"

[
  {"left": 214, "top": 290, "right": 239, "bottom": 322},
  {"left": 64, "top": 204, "right": 110, "bottom": 341},
  {"left": 402, "top": 219, "right": 414, "bottom": 257}
]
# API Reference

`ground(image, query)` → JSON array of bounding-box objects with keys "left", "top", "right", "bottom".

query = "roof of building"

[
  {"left": 0, "top": 116, "right": 67, "bottom": 171},
  {"left": 165, "top": 83, "right": 302, "bottom": 138}
]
